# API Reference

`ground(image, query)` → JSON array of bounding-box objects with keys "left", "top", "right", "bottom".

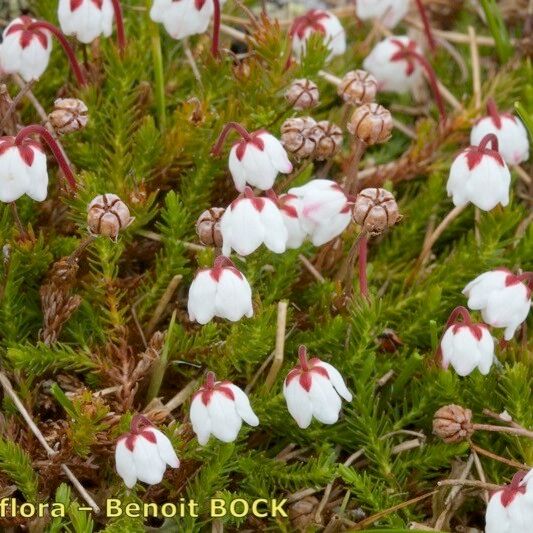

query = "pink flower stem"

[
  {"left": 405, "top": 50, "right": 446, "bottom": 123},
  {"left": 28, "top": 21, "right": 87, "bottom": 87},
  {"left": 213, "top": 255, "right": 235, "bottom": 270},
  {"left": 298, "top": 346, "right": 309, "bottom": 371},
  {"left": 478, "top": 133, "right": 499, "bottom": 152},
  {"left": 444, "top": 306, "right": 473, "bottom": 329},
  {"left": 414, "top": 0, "right": 437, "bottom": 52},
  {"left": 211, "top": 122, "right": 253, "bottom": 156},
  {"left": 110, "top": 0, "right": 127, "bottom": 55},
  {"left": 358, "top": 234, "right": 369, "bottom": 299},
  {"left": 130, "top": 414, "right": 152, "bottom": 433},
  {"left": 211, "top": 0, "right": 221, "bottom": 59},
  {"left": 205, "top": 371, "right": 216, "bottom": 388},
  {"left": 486, "top": 98, "right": 502, "bottom": 128},
  {"left": 15, "top": 125, "right": 77, "bottom": 191}
]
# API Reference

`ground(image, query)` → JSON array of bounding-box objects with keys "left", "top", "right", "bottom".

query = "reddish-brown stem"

[
  {"left": 211, "top": 122, "right": 253, "bottom": 156},
  {"left": 486, "top": 98, "right": 502, "bottom": 128},
  {"left": 298, "top": 345, "right": 309, "bottom": 371},
  {"left": 211, "top": 0, "right": 221, "bottom": 59},
  {"left": 473, "top": 423, "right": 533, "bottom": 439},
  {"left": 205, "top": 371, "right": 216, "bottom": 388},
  {"left": 444, "top": 306, "right": 472, "bottom": 329},
  {"left": 478, "top": 133, "right": 499, "bottom": 152},
  {"left": 414, "top": 0, "right": 437, "bottom": 52},
  {"left": 130, "top": 414, "right": 152, "bottom": 433},
  {"left": 15, "top": 125, "right": 77, "bottom": 191},
  {"left": 110, "top": 0, "right": 127, "bottom": 55},
  {"left": 213, "top": 255, "right": 234, "bottom": 270},
  {"left": 28, "top": 21, "right": 87, "bottom": 87},
  {"left": 243, "top": 186, "right": 255, "bottom": 199},
  {"left": 358, "top": 235, "right": 369, "bottom": 299},
  {"left": 516, "top": 272, "right": 533, "bottom": 287}
]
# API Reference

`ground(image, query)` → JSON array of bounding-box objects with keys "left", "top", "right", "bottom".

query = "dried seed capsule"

[
  {"left": 352, "top": 188, "right": 400, "bottom": 235},
  {"left": 281, "top": 116, "right": 317, "bottom": 160},
  {"left": 337, "top": 70, "right": 378, "bottom": 105},
  {"left": 308, "top": 120, "right": 343, "bottom": 161},
  {"left": 87, "top": 194, "right": 133, "bottom": 240},
  {"left": 433, "top": 404, "right": 474, "bottom": 443},
  {"left": 196, "top": 207, "right": 224, "bottom": 247},
  {"left": 285, "top": 78, "right": 320, "bottom": 110},
  {"left": 48, "top": 98, "right": 88, "bottom": 136},
  {"left": 347, "top": 103, "right": 393, "bottom": 145}
]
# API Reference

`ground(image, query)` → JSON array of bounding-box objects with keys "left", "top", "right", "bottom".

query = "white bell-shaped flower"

[
  {"left": 287, "top": 179, "right": 352, "bottom": 246},
  {"left": 0, "top": 16, "right": 52, "bottom": 81},
  {"left": 58, "top": 0, "right": 114, "bottom": 43},
  {"left": 463, "top": 269, "right": 532, "bottom": 340},
  {"left": 220, "top": 187, "right": 288, "bottom": 256},
  {"left": 447, "top": 133, "right": 511, "bottom": 211},
  {"left": 485, "top": 470, "right": 533, "bottom": 533},
  {"left": 229, "top": 130, "right": 292, "bottom": 192},
  {"left": 283, "top": 346, "right": 352, "bottom": 429},
  {"left": 277, "top": 193, "right": 307, "bottom": 249},
  {"left": 188, "top": 256, "right": 253, "bottom": 324},
  {"left": 356, "top": 0, "right": 409, "bottom": 28},
  {"left": 150, "top": 0, "right": 221, "bottom": 40},
  {"left": 115, "top": 415, "right": 180, "bottom": 489},
  {"left": 190, "top": 372, "right": 259, "bottom": 445},
  {"left": 440, "top": 307, "right": 494, "bottom": 376},
  {"left": 290, "top": 9, "right": 346, "bottom": 61},
  {"left": 0, "top": 137, "right": 48, "bottom": 203},
  {"left": 471, "top": 99, "right": 530, "bottom": 166},
  {"left": 363, "top": 36, "right": 424, "bottom": 94}
]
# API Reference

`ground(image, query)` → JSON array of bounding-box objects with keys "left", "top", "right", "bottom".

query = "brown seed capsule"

[
  {"left": 337, "top": 70, "right": 378, "bottom": 105},
  {"left": 288, "top": 496, "right": 319, "bottom": 531},
  {"left": 347, "top": 103, "right": 393, "bottom": 145},
  {"left": 196, "top": 208, "right": 224, "bottom": 247},
  {"left": 433, "top": 404, "right": 474, "bottom": 443},
  {"left": 281, "top": 117, "right": 317, "bottom": 160},
  {"left": 87, "top": 194, "right": 133, "bottom": 240},
  {"left": 352, "top": 188, "right": 400, "bottom": 235},
  {"left": 308, "top": 120, "right": 343, "bottom": 161},
  {"left": 48, "top": 98, "right": 88, "bottom": 136},
  {"left": 285, "top": 79, "right": 320, "bottom": 110}
]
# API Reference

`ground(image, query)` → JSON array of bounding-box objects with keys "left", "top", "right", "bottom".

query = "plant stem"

[
  {"left": 110, "top": 0, "right": 127, "bottom": 55},
  {"left": 479, "top": 0, "right": 513, "bottom": 63},
  {"left": 10, "top": 202, "right": 26, "bottom": 239},
  {"left": 28, "top": 21, "right": 87, "bottom": 87},
  {"left": 414, "top": 0, "right": 436, "bottom": 52},
  {"left": 358, "top": 233, "right": 369, "bottom": 299},
  {"left": 15, "top": 124, "right": 77, "bottom": 191},
  {"left": 0, "top": 81, "right": 34, "bottom": 132},
  {"left": 437, "top": 479, "right": 502, "bottom": 491},
  {"left": 212, "top": 0, "right": 221, "bottom": 58},
  {"left": 473, "top": 423, "right": 533, "bottom": 439},
  {"left": 344, "top": 139, "right": 367, "bottom": 196},
  {"left": 211, "top": 122, "right": 253, "bottom": 155},
  {"left": 145, "top": 0, "right": 166, "bottom": 131}
]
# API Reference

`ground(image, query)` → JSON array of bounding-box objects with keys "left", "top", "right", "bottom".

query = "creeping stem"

[
  {"left": 15, "top": 125, "right": 77, "bottom": 191},
  {"left": 28, "top": 21, "right": 87, "bottom": 87}
]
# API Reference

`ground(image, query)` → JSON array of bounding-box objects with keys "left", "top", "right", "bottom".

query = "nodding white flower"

[
  {"left": 188, "top": 256, "right": 253, "bottom": 324},
  {"left": 447, "top": 134, "right": 511, "bottom": 211},
  {"left": 356, "top": 0, "right": 409, "bottom": 28},
  {"left": 220, "top": 187, "right": 288, "bottom": 256},
  {"left": 190, "top": 372, "right": 259, "bottom": 445},
  {"left": 276, "top": 193, "right": 307, "bottom": 249},
  {"left": 363, "top": 36, "right": 424, "bottom": 94},
  {"left": 471, "top": 99, "right": 530, "bottom": 166},
  {"left": 287, "top": 179, "right": 352, "bottom": 247},
  {"left": 0, "top": 137, "right": 48, "bottom": 203},
  {"left": 229, "top": 131, "right": 292, "bottom": 192},
  {"left": 58, "top": 0, "right": 114, "bottom": 43},
  {"left": 150, "top": 0, "right": 221, "bottom": 40},
  {"left": 439, "top": 307, "right": 494, "bottom": 376},
  {"left": 283, "top": 346, "right": 352, "bottom": 429},
  {"left": 115, "top": 415, "right": 180, "bottom": 489},
  {"left": 0, "top": 17, "right": 52, "bottom": 81},
  {"left": 485, "top": 470, "right": 533, "bottom": 533},
  {"left": 463, "top": 269, "right": 532, "bottom": 341},
  {"left": 290, "top": 9, "right": 346, "bottom": 61}
]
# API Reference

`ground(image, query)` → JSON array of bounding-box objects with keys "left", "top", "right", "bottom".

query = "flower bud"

[
  {"left": 48, "top": 98, "right": 88, "bottom": 136},
  {"left": 308, "top": 120, "right": 343, "bottom": 161},
  {"left": 87, "top": 194, "right": 134, "bottom": 239},
  {"left": 195, "top": 207, "right": 224, "bottom": 247},
  {"left": 281, "top": 117, "right": 317, "bottom": 160},
  {"left": 337, "top": 70, "right": 378, "bottom": 105},
  {"left": 285, "top": 79, "right": 320, "bottom": 110},
  {"left": 433, "top": 404, "right": 473, "bottom": 443},
  {"left": 347, "top": 103, "right": 393, "bottom": 145},
  {"left": 352, "top": 188, "right": 400, "bottom": 235}
]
